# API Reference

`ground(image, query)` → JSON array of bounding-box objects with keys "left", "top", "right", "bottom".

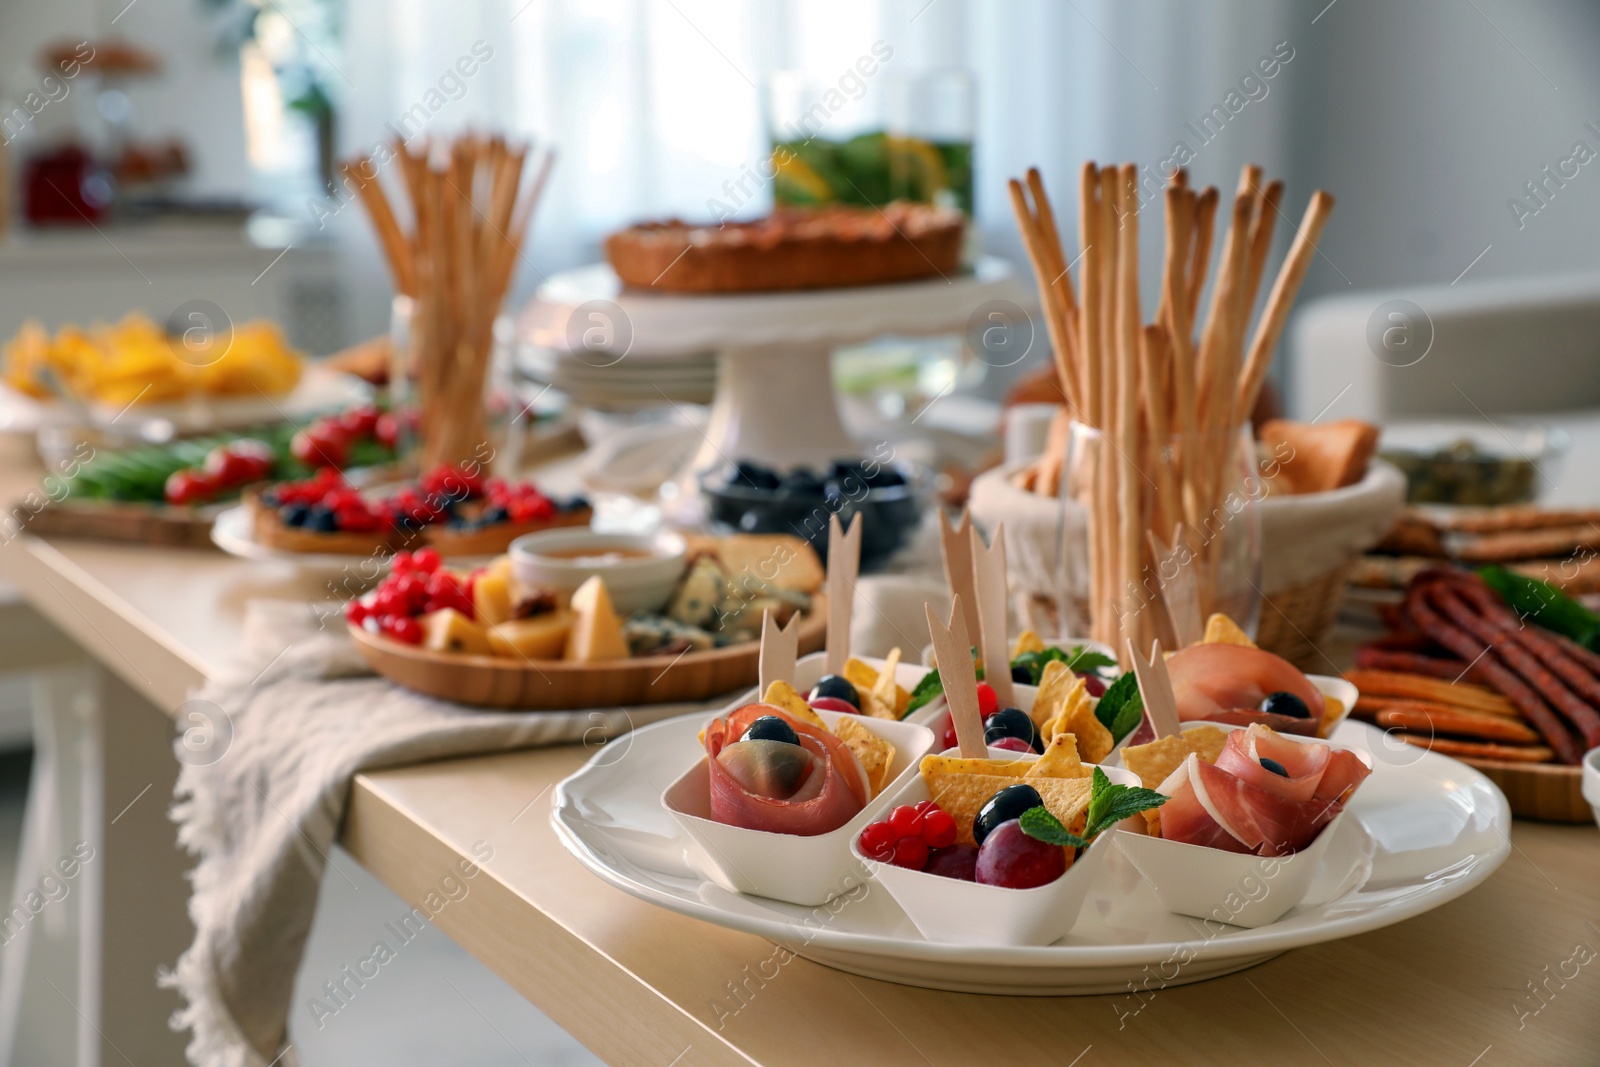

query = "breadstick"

[{"left": 1235, "top": 190, "right": 1334, "bottom": 421}]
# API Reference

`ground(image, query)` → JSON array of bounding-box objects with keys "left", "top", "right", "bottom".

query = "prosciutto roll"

[
  {"left": 704, "top": 704, "right": 870, "bottom": 836},
  {"left": 1167, "top": 643, "right": 1327, "bottom": 733},
  {"left": 1157, "top": 727, "right": 1371, "bottom": 856}
]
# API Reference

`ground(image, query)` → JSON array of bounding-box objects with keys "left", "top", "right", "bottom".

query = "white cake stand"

[{"left": 517, "top": 256, "right": 1034, "bottom": 474}]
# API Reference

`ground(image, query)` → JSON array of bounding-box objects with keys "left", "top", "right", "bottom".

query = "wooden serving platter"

[
  {"left": 18, "top": 498, "right": 221, "bottom": 549},
  {"left": 348, "top": 596, "right": 828, "bottom": 710},
  {"left": 1460, "top": 758, "right": 1588, "bottom": 823}
]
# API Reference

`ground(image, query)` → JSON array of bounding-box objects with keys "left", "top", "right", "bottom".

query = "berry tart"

[
  {"left": 248, "top": 468, "right": 399, "bottom": 555},
  {"left": 604, "top": 203, "right": 964, "bottom": 293},
  {"left": 421, "top": 473, "right": 592, "bottom": 556}
]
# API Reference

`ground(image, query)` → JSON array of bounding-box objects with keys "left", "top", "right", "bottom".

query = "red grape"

[
  {"left": 808, "top": 696, "right": 858, "bottom": 715},
  {"left": 974, "top": 820, "right": 1066, "bottom": 889}
]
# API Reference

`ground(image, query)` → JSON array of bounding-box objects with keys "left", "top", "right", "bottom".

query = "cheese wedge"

[
  {"left": 473, "top": 570, "right": 513, "bottom": 627},
  {"left": 564, "top": 576, "right": 629, "bottom": 662},
  {"left": 421, "top": 608, "right": 493, "bottom": 655},
  {"left": 488, "top": 611, "right": 572, "bottom": 660}
]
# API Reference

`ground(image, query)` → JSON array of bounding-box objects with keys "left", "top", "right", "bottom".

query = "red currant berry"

[
  {"left": 858, "top": 822, "right": 897, "bottom": 861},
  {"left": 890, "top": 836, "right": 929, "bottom": 870},
  {"left": 887, "top": 804, "right": 923, "bottom": 840},
  {"left": 920, "top": 809, "right": 958, "bottom": 849},
  {"left": 975, "top": 682, "right": 999, "bottom": 719},
  {"left": 390, "top": 616, "right": 424, "bottom": 645},
  {"left": 413, "top": 547, "right": 442, "bottom": 573}
]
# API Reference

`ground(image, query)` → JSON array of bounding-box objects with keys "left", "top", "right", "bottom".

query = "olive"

[
  {"left": 1260, "top": 691, "right": 1311, "bottom": 719},
  {"left": 809, "top": 674, "right": 860, "bottom": 709},
  {"left": 744, "top": 715, "right": 800, "bottom": 746},
  {"left": 1010, "top": 665, "right": 1033, "bottom": 686},
  {"left": 984, "top": 707, "right": 1041, "bottom": 753},
  {"left": 974, "top": 783, "right": 1045, "bottom": 846},
  {"left": 1260, "top": 757, "right": 1289, "bottom": 777}
]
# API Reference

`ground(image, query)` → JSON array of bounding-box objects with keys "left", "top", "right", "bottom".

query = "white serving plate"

[{"left": 551, "top": 712, "right": 1511, "bottom": 995}]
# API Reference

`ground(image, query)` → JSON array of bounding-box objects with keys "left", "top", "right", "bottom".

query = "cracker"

[
  {"left": 1061, "top": 697, "right": 1114, "bottom": 764},
  {"left": 1011, "top": 629, "right": 1046, "bottom": 659},
  {"left": 1025, "top": 734, "right": 1088, "bottom": 779},
  {"left": 833, "top": 716, "right": 895, "bottom": 796},
  {"left": 1121, "top": 734, "right": 1193, "bottom": 790},
  {"left": 761, "top": 681, "right": 826, "bottom": 729},
  {"left": 1202, "top": 613, "right": 1256, "bottom": 648},
  {"left": 1183, "top": 725, "right": 1231, "bottom": 764},
  {"left": 1033, "top": 660, "right": 1085, "bottom": 730}
]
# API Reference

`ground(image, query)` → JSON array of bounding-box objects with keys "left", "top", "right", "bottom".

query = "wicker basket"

[{"left": 968, "top": 459, "right": 1406, "bottom": 662}]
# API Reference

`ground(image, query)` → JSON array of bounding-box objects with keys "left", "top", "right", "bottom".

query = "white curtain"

[{"left": 330, "top": 0, "right": 1296, "bottom": 337}]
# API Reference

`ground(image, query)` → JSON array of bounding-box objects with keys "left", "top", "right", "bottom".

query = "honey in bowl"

[{"left": 539, "top": 546, "right": 656, "bottom": 565}]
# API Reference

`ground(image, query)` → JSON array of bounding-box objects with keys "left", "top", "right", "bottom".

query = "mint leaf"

[
  {"left": 1094, "top": 671, "right": 1144, "bottom": 743},
  {"left": 904, "top": 669, "right": 944, "bottom": 714},
  {"left": 1082, "top": 766, "right": 1167, "bottom": 840},
  {"left": 1018, "top": 805, "right": 1088, "bottom": 849},
  {"left": 1063, "top": 646, "right": 1118, "bottom": 674}
]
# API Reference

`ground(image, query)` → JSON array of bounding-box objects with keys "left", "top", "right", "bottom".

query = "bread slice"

[{"left": 1259, "top": 418, "right": 1379, "bottom": 494}]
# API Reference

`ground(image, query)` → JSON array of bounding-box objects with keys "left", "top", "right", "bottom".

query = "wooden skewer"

[
  {"left": 1127, "top": 638, "right": 1182, "bottom": 740},
  {"left": 758, "top": 609, "right": 801, "bottom": 694},
  {"left": 938, "top": 511, "right": 982, "bottom": 654},
  {"left": 927, "top": 597, "right": 986, "bottom": 758},
  {"left": 970, "top": 521, "right": 1015, "bottom": 707},
  {"left": 825, "top": 513, "right": 862, "bottom": 675}
]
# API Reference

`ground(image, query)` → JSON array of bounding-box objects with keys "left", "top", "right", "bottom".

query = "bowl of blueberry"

[{"left": 700, "top": 457, "right": 928, "bottom": 571}]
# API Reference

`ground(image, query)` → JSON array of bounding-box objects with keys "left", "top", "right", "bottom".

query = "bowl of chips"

[
  {"left": 851, "top": 743, "right": 1146, "bottom": 946},
  {"left": 662, "top": 705, "right": 935, "bottom": 907}
]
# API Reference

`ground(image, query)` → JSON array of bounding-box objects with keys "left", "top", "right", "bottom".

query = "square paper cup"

[
  {"left": 850, "top": 747, "right": 1143, "bottom": 946},
  {"left": 1109, "top": 724, "right": 1370, "bottom": 929},
  {"left": 662, "top": 708, "right": 935, "bottom": 906}
]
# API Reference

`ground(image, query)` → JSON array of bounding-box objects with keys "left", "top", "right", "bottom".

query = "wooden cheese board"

[
  {"left": 1458, "top": 759, "right": 1587, "bottom": 823},
  {"left": 348, "top": 594, "right": 829, "bottom": 710},
  {"left": 17, "top": 498, "right": 221, "bottom": 549}
]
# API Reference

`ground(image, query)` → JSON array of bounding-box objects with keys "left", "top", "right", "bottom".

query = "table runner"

[{"left": 161, "top": 599, "right": 686, "bottom": 1067}]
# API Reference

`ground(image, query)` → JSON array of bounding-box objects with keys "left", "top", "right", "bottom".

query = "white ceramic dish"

[
  {"left": 852, "top": 749, "right": 1141, "bottom": 946},
  {"left": 209, "top": 504, "right": 386, "bottom": 576},
  {"left": 1582, "top": 746, "right": 1600, "bottom": 831},
  {"left": 509, "top": 528, "right": 686, "bottom": 616},
  {"left": 1106, "top": 721, "right": 1373, "bottom": 928},
  {"left": 550, "top": 715, "right": 1510, "bottom": 994},
  {"left": 662, "top": 706, "right": 935, "bottom": 906}
]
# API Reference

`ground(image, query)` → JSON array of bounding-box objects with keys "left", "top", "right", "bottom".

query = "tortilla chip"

[
  {"left": 870, "top": 647, "right": 910, "bottom": 717},
  {"left": 1202, "top": 613, "right": 1256, "bottom": 648},
  {"left": 843, "top": 657, "right": 880, "bottom": 691},
  {"left": 1121, "top": 734, "right": 1193, "bottom": 790},
  {"left": 1032, "top": 661, "right": 1084, "bottom": 730},
  {"left": 1011, "top": 629, "right": 1046, "bottom": 659},
  {"left": 1184, "top": 725, "right": 1230, "bottom": 764},
  {"left": 1025, "top": 734, "right": 1088, "bottom": 779},
  {"left": 833, "top": 716, "right": 895, "bottom": 796},
  {"left": 1318, "top": 694, "right": 1343, "bottom": 739},
  {"left": 1061, "top": 698, "right": 1114, "bottom": 763},
  {"left": 920, "top": 753, "right": 1029, "bottom": 779},
  {"left": 1121, "top": 726, "right": 1232, "bottom": 789},
  {"left": 761, "top": 681, "right": 826, "bottom": 729},
  {"left": 924, "top": 769, "right": 1093, "bottom": 846}
]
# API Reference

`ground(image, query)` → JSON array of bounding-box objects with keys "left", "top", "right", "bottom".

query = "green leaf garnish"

[
  {"left": 1017, "top": 767, "right": 1167, "bottom": 849},
  {"left": 1018, "top": 806, "right": 1088, "bottom": 849},
  {"left": 904, "top": 669, "right": 945, "bottom": 715},
  {"left": 1007, "top": 644, "right": 1117, "bottom": 686},
  {"left": 1093, "top": 671, "right": 1145, "bottom": 743},
  {"left": 1082, "top": 766, "right": 1167, "bottom": 839},
  {"left": 1479, "top": 565, "right": 1600, "bottom": 649}
]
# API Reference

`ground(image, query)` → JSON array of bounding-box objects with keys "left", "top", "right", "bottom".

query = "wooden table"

[{"left": 1, "top": 473, "right": 1598, "bottom": 1065}]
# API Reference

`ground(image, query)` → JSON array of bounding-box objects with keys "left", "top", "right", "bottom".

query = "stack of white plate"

[{"left": 517, "top": 346, "right": 716, "bottom": 410}]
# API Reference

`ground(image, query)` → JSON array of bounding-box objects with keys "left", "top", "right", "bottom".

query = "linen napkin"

[{"left": 162, "top": 599, "right": 687, "bottom": 1067}]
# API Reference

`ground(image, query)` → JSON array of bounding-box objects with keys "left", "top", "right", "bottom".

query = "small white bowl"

[
  {"left": 851, "top": 748, "right": 1142, "bottom": 946},
  {"left": 662, "top": 707, "right": 935, "bottom": 906},
  {"left": 509, "top": 528, "right": 687, "bottom": 616},
  {"left": 1112, "top": 814, "right": 1348, "bottom": 929},
  {"left": 1109, "top": 725, "right": 1371, "bottom": 928},
  {"left": 1582, "top": 746, "right": 1600, "bottom": 831}
]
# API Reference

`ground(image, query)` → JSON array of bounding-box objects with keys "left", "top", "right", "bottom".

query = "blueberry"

[
  {"left": 481, "top": 504, "right": 510, "bottom": 524},
  {"left": 1260, "top": 757, "right": 1289, "bottom": 777},
  {"left": 280, "top": 503, "right": 311, "bottom": 527},
  {"left": 866, "top": 464, "right": 905, "bottom": 489},
  {"left": 306, "top": 505, "right": 339, "bottom": 532},
  {"left": 777, "top": 468, "right": 824, "bottom": 496},
  {"left": 984, "top": 707, "right": 1041, "bottom": 753},
  {"left": 743, "top": 715, "right": 800, "bottom": 746},
  {"left": 974, "top": 783, "right": 1044, "bottom": 846},
  {"left": 732, "top": 461, "right": 779, "bottom": 491},
  {"left": 809, "top": 674, "right": 860, "bottom": 709},
  {"left": 1010, "top": 665, "right": 1034, "bottom": 686},
  {"left": 261, "top": 491, "right": 280, "bottom": 508},
  {"left": 1260, "top": 691, "right": 1312, "bottom": 719},
  {"left": 563, "top": 495, "right": 590, "bottom": 512}
]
